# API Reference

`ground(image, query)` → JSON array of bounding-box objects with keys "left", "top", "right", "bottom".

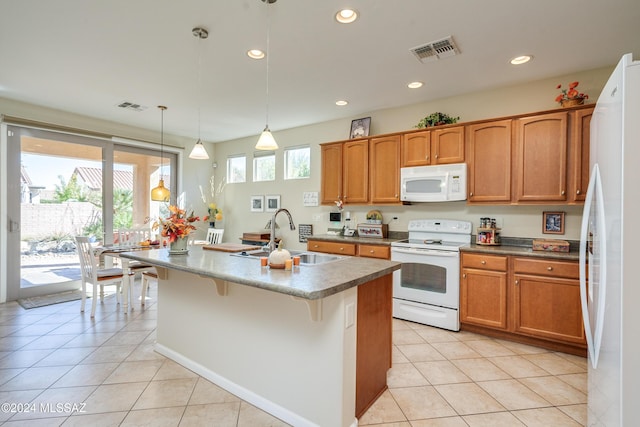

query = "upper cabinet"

[
  {"left": 401, "top": 131, "right": 431, "bottom": 167},
  {"left": 514, "top": 112, "right": 569, "bottom": 203},
  {"left": 320, "top": 105, "right": 593, "bottom": 206},
  {"left": 568, "top": 108, "right": 593, "bottom": 203},
  {"left": 342, "top": 139, "right": 369, "bottom": 204},
  {"left": 370, "top": 135, "right": 401, "bottom": 204},
  {"left": 466, "top": 120, "right": 512, "bottom": 203},
  {"left": 401, "top": 127, "right": 464, "bottom": 167},
  {"left": 432, "top": 126, "right": 465, "bottom": 164},
  {"left": 320, "top": 143, "right": 343, "bottom": 205}
]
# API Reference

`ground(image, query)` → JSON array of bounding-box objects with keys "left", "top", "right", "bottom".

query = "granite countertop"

[
  {"left": 120, "top": 245, "right": 400, "bottom": 300},
  {"left": 462, "top": 237, "right": 581, "bottom": 261},
  {"left": 306, "top": 233, "right": 407, "bottom": 246}
]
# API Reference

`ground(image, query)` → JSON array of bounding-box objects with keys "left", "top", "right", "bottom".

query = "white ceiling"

[{"left": 1, "top": 0, "right": 639, "bottom": 143}]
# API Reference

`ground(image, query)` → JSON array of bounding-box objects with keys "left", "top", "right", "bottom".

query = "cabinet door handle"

[
  {"left": 576, "top": 189, "right": 581, "bottom": 195},
  {"left": 340, "top": 247, "right": 344, "bottom": 251},
  {"left": 561, "top": 190, "right": 566, "bottom": 195},
  {"left": 426, "top": 155, "right": 430, "bottom": 160},
  {"left": 481, "top": 260, "right": 486, "bottom": 265},
  {"left": 369, "top": 250, "right": 375, "bottom": 254},
  {"left": 463, "top": 273, "right": 467, "bottom": 279},
  {"left": 547, "top": 266, "right": 553, "bottom": 271},
  {"left": 469, "top": 192, "right": 473, "bottom": 197},
  {"left": 313, "top": 244, "right": 319, "bottom": 249},
  {"left": 515, "top": 280, "right": 519, "bottom": 286},
  {"left": 435, "top": 154, "right": 439, "bottom": 159}
]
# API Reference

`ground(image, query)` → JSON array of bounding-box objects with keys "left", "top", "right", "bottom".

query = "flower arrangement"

[
  {"left": 200, "top": 176, "right": 226, "bottom": 225},
  {"left": 555, "top": 81, "right": 589, "bottom": 104},
  {"left": 207, "top": 203, "right": 223, "bottom": 222},
  {"left": 152, "top": 205, "right": 207, "bottom": 242},
  {"left": 415, "top": 112, "right": 460, "bottom": 129}
]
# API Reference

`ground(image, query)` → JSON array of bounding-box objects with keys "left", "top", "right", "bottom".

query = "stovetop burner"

[{"left": 424, "top": 239, "right": 442, "bottom": 244}]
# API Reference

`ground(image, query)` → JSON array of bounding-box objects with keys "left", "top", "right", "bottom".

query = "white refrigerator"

[{"left": 580, "top": 53, "right": 640, "bottom": 426}]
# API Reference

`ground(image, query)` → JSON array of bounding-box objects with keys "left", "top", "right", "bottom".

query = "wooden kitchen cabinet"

[
  {"left": 320, "top": 143, "right": 343, "bottom": 205},
  {"left": 513, "top": 258, "right": 586, "bottom": 345},
  {"left": 461, "top": 253, "right": 509, "bottom": 330},
  {"left": 307, "top": 240, "right": 357, "bottom": 256},
  {"left": 358, "top": 244, "right": 391, "bottom": 259},
  {"left": 343, "top": 140, "right": 369, "bottom": 204},
  {"left": 568, "top": 107, "right": 593, "bottom": 203},
  {"left": 370, "top": 135, "right": 401, "bottom": 204},
  {"left": 433, "top": 126, "right": 465, "bottom": 164},
  {"left": 466, "top": 119, "right": 512, "bottom": 203},
  {"left": 401, "top": 131, "right": 431, "bottom": 167},
  {"left": 514, "top": 112, "right": 569, "bottom": 202}
]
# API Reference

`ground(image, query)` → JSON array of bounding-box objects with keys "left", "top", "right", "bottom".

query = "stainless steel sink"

[{"left": 230, "top": 250, "right": 344, "bottom": 265}]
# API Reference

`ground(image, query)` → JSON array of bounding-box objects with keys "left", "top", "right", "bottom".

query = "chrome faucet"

[{"left": 268, "top": 208, "right": 296, "bottom": 252}]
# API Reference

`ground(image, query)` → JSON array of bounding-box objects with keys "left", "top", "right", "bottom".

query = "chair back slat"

[{"left": 206, "top": 228, "right": 224, "bottom": 245}]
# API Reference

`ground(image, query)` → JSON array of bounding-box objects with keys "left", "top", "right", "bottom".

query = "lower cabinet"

[
  {"left": 461, "top": 252, "right": 586, "bottom": 355},
  {"left": 461, "top": 254, "right": 508, "bottom": 330},
  {"left": 307, "top": 239, "right": 390, "bottom": 260}
]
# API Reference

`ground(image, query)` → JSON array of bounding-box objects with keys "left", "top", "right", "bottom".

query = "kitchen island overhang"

[{"left": 121, "top": 246, "right": 400, "bottom": 427}]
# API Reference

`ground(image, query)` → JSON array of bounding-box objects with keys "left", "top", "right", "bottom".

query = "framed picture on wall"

[
  {"left": 349, "top": 117, "right": 371, "bottom": 139},
  {"left": 542, "top": 211, "right": 565, "bottom": 234},
  {"left": 266, "top": 195, "right": 280, "bottom": 212},
  {"left": 250, "top": 195, "right": 264, "bottom": 212}
]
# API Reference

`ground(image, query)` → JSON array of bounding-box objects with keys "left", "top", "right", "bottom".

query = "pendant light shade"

[
  {"left": 255, "top": 0, "right": 278, "bottom": 150},
  {"left": 256, "top": 126, "right": 278, "bottom": 150},
  {"left": 151, "top": 105, "right": 171, "bottom": 202},
  {"left": 189, "top": 27, "right": 210, "bottom": 160},
  {"left": 189, "top": 139, "right": 209, "bottom": 159}
]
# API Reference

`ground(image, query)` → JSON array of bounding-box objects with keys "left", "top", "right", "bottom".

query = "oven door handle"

[{"left": 391, "top": 248, "right": 458, "bottom": 257}]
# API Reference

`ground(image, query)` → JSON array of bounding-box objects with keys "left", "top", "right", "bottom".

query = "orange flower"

[
  {"left": 556, "top": 81, "right": 588, "bottom": 104},
  {"left": 152, "top": 205, "right": 206, "bottom": 243}
]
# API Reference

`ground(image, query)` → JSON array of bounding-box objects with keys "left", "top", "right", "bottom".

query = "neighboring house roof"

[{"left": 73, "top": 167, "right": 133, "bottom": 190}]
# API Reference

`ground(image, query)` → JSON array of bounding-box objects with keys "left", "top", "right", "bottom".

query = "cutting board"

[{"left": 202, "top": 243, "right": 261, "bottom": 253}]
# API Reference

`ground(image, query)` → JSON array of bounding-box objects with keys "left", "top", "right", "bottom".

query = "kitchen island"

[{"left": 120, "top": 245, "right": 400, "bottom": 427}]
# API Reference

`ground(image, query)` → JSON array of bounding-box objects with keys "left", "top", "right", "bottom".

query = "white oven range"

[{"left": 391, "top": 219, "right": 472, "bottom": 331}]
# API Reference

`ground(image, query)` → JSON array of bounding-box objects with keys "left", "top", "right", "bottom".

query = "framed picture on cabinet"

[
  {"left": 349, "top": 117, "right": 371, "bottom": 139},
  {"left": 265, "top": 195, "right": 280, "bottom": 212},
  {"left": 250, "top": 195, "right": 264, "bottom": 212},
  {"left": 542, "top": 211, "right": 565, "bottom": 234}
]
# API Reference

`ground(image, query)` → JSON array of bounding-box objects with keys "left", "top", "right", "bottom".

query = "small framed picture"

[
  {"left": 350, "top": 117, "right": 371, "bottom": 139},
  {"left": 543, "top": 211, "right": 565, "bottom": 234},
  {"left": 250, "top": 195, "right": 264, "bottom": 212},
  {"left": 265, "top": 195, "right": 281, "bottom": 212}
]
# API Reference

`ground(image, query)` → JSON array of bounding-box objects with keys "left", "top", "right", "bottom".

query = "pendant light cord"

[{"left": 265, "top": 0, "right": 271, "bottom": 128}]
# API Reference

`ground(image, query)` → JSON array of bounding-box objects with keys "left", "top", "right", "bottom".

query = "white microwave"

[{"left": 400, "top": 163, "right": 467, "bottom": 202}]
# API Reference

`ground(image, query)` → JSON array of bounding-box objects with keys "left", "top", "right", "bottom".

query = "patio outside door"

[{"left": 4, "top": 125, "right": 173, "bottom": 302}]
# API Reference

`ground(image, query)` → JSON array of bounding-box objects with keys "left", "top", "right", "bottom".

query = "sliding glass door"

[{"left": 5, "top": 125, "right": 174, "bottom": 301}]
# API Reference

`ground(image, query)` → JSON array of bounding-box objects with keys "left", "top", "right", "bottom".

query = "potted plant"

[
  {"left": 415, "top": 112, "right": 460, "bottom": 129},
  {"left": 555, "top": 81, "right": 589, "bottom": 107}
]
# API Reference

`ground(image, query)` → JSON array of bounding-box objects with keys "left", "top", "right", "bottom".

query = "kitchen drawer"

[
  {"left": 358, "top": 244, "right": 391, "bottom": 260},
  {"left": 513, "top": 257, "right": 579, "bottom": 279},
  {"left": 307, "top": 240, "right": 357, "bottom": 256},
  {"left": 461, "top": 253, "right": 508, "bottom": 271}
]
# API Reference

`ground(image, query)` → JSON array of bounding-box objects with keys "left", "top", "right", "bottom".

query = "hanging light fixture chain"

[{"left": 264, "top": 0, "right": 271, "bottom": 128}]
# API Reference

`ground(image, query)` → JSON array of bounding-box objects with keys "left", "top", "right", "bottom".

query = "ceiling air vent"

[
  {"left": 410, "top": 36, "right": 460, "bottom": 63},
  {"left": 116, "top": 101, "right": 147, "bottom": 112}
]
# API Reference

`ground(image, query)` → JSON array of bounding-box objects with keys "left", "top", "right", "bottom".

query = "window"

[
  {"left": 227, "top": 155, "right": 246, "bottom": 183},
  {"left": 253, "top": 151, "right": 275, "bottom": 182},
  {"left": 284, "top": 146, "right": 310, "bottom": 180}
]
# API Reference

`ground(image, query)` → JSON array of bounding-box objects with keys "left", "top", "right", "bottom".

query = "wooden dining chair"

[
  {"left": 140, "top": 270, "right": 158, "bottom": 306},
  {"left": 206, "top": 228, "right": 224, "bottom": 245},
  {"left": 75, "top": 236, "right": 124, "bottom": 318}
]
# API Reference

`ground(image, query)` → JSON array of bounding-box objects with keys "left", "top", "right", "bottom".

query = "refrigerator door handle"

[{"left": 579, "top": 164, "right": 607, "bottom": 369}]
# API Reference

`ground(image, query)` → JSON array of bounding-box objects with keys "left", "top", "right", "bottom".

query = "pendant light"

[
  {"left": 151, "top": 105, "right": 171, "bottom": 202},
  {"left": 189, "top": 27, "right": 210, "bottom": 160},
  {"left": 255, "top": 0, "right": 278, "bottom": 150}
]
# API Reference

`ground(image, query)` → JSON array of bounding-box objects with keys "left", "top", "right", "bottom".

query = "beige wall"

[
  {"left": 1, "top": 64, "right": 613, "bottom": 251},
  {"left": 210, "top": 66, "right": 612, "bottom": 251}
]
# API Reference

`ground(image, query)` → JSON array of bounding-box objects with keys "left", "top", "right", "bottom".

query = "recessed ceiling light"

[
  {"left": 335, "top": 100, "right": 348, "bottom": 106},
  {"left": 510, "top": 55, "right": 532, "bottom": 65},
  {"left": 336, "top": 9, "right": 358, "bottom": 24},
  {"left": 407, "top": 81, "right": 424, "bottom": 89},
  {"left": 247, "top": 49, "right": 265, "bottom": 60}
]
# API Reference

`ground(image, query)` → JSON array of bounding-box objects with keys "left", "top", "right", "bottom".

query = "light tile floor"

[{"left": 0, "top": 280, "right": 587, "bottom": 426}]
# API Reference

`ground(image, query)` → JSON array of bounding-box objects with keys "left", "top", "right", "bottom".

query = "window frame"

[{"left": 284, "top": 145, "right": 311, "bottom": 180}]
